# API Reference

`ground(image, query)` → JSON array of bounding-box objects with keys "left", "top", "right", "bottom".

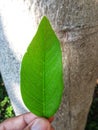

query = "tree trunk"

[
  {"left": 0, "top": 0, "right": 98, "bottom": 130},
  {"left": 26, "top": 0, "right": 98, "bottom": 130}
]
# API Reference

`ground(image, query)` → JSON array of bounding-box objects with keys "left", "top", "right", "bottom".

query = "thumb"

[{"left": 24, "top": 118, "right": 51, "bottom": 130}]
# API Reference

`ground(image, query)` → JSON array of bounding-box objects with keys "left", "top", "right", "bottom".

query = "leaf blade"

[{"left": 20, "top": 16, "right": 64, "bottom": 118}]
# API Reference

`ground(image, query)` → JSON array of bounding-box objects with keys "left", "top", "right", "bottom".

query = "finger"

[
  {"left": 24, "top": 118, "right": 51, "bottom": 130},
  {"left": 0, "top": 112, "right": 37, "bottom": 130},
  {"left": 51, "top": 125, "right": 55, "bottom": 130},
  {"left": 48, "top": 117, "right": 54, "bottom": 123}
]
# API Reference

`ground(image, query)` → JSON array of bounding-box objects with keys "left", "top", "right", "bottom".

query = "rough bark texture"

[
  {"left": 0, "top": 0, "right": 98, "bottom": 130},
  {"left": 24, "top": 1, "right": 98, "bottom": 130},
  {"left": 25, "top": 0, "right": 98, "bottom": 130}
]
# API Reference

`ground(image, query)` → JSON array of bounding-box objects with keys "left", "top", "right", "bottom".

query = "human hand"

[{"left": 0, "top": 112, "right": 54, "bottom": 130}]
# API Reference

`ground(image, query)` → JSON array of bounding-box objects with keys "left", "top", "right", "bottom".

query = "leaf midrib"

[
  {"left": 43, "top": 30, "right": 46, "bottom": 116},
  {"left": 42, "top": 26, "right": 51, "bottom": 116}
]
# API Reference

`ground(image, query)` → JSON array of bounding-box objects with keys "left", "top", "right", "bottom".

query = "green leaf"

[{"left": 20, "top": 16, "right": 64, "bottom": 118}]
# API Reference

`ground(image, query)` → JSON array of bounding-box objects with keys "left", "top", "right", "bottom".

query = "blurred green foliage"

[{"left": 0, "top": 74, "right": 15, "bottom": 123}]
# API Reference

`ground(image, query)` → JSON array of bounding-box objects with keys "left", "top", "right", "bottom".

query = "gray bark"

[
  {"left": 24, "top": 0, "right": 98, "bottom": 129},
  {"left": 0, "top": 0, "right": 98, "bottom": 130}
]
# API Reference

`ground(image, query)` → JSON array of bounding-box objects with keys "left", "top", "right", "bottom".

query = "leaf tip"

[
  {"left": 40, "top": 16, "right": 50, "bottom": 25},
  {"left": 42, "top": 15, "right": 48, "bottom": 20}
]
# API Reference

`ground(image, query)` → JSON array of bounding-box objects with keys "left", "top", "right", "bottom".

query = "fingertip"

[
  {"left": 30, "top": 118, "right": 51, "bottom": 130},
  {"left": 51, "top": 125, "right": 55, "bottom": 130},
  {"left": 23, "top": 112, "right": 38, "bottom": 125},
  {"left": 48, "top": 116, "right": 54, "bottom": 123}
]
